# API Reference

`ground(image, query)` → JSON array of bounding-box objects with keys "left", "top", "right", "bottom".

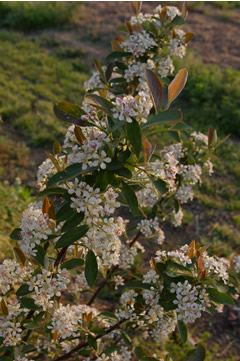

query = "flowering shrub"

[{"left": 1, "top": 3, "right": 239, "bottom": 361}]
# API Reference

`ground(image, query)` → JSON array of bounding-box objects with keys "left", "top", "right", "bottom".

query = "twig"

[{"left": 53, "top": 319, "right": 126, "bottom": 361}]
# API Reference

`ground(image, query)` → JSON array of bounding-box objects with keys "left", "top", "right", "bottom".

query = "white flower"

[{"left": 121, "top": 30, "right": 156, "bottom": 58}]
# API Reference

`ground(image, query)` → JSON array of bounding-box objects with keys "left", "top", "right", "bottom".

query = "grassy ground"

[{"left": 0, "top": 2, "right": 240, "bottom": 359}]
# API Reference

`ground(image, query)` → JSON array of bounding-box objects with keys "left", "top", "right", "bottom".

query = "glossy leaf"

[
  {"left": 126, "top": 119, "right": 142, "bottom": 157},
  {"left": 55, "top": 225, "right": 89, "bottom": 249},
  {"left": 85, "top": 94, "right": 113, "bottom": 115},
  {"left": 61, "top": 212, "right": 84, "bottom": 232},
  {"left": 74, "top": 125, "right": 86, "bottom": 145},
  {"left": 178, "top": 320, "right": 188, "bottom": 343},
  {"left": 142, "top": 137, "right": 152, "bottom": 162},
  {"left": 99, "top": 312, "right": 118, "bottom": 321},
  {"left": 20, "top": 297, "right": 41, "bottom": 311},
  {"left": 60, "top": 258, "right": 84, "bottom": 270},
  {"left": 13, "top": 247, "right": 26, "bottom": 266},
  {"left": 122, "top": 182, "right": 138, "bottom": 215},
  {"left": 16, "top": 284, "right": 31, "bottom": 297},
  {"left": 145, "top": 68, "right": 163, "bottom": 112},
  {"left": 187, "top": 344, "right": 206, "bottom": 361},
  {"left": 54, "top": 101, "right": 90, "bottom": 126},
  {"left": 141, "top": 109, "right": 182, "bottom": 129},
  {"left": 165, "top": 262, "right": 193, "bottom": 278},
  {"left": 168, "top": 68, "right": 188, "bottom": 105},
  {"left": 106, "top": 51, "right": 132, "bottom": 61},
  {"left": 85, "top": 249, "right": 98, "bottom": 287},
  {"left": 153, "top": 179, "right": 168, "bottom": 196},
  {"left": 207, "top": 288, "right": 235, "bottom": 306},
  {"left": 10, "top": 227, "right": 22, "bottom": 241}
]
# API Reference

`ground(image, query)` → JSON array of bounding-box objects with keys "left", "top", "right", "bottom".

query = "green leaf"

[
  {"left": 99, "top": 311, "right": 118, "bottom": 321},
  {"left": 85, "top": 250, "right": 98, "bottom": 287},
  {"left": 207, "top": 288, "right": 235, "bottom": 306},
  {"left": 32, "top": 245, "right": 46, "bottom": 267},
  {"left": 178, "top": 320, "right": 188, "bottom": 343},
  {"left": 122, "top": 331, "right": 132, "bottom": 346},
  {"left": 141, "top": 109, "right": 182, "bottom": 129},
  {"left": 106, "top": 51, "right": 132, "bottom": 61},
  {"left": 55, "top": 225, "right": 89, "bottom": 249},
  {"left": 153, "top": 179, "right": 168, "bottom": 196},
  {"left": 60, "top": 258, "right": 84, "bottom": 270},
  {"left": 104, "top": 346, "right": 121, "bottom": 356},
  {"left": 126, "top": 281, "right": 153, "bottom": 290},
  {"left": 88, "top": 334, "right": 97, "bottom": 351},
  {"left": 56, "top": 203, "right": 76, "bottom": 222},
  {"left": 187, "top": 344, "right": 206, "bottom": 361},
  {"left": 10, "top": 227, "right": 22, "bottom": 241},
  {"left": 85, "top": 94, "right": 113, "bottom": 115},
  {"left": 165, "top": 262, "right": 193, "bottom": 278},
  {"left": 140, "top": 358, "right": 159, "bottom": 361},
  {"left": 16, "top": 284, "right": 31, "bottom": 297},
  {"left": 121, "top": 182, "right": 138, "bottom": 215},
  {"left": 126, "top": 119, "right": 142, "bottom": 157},
  {"left": 134, "top": 346, "right": 147, "bottom": 359},
  {"left": 61, "top": 212, "right": 84, "bottom": 232},
  {"left": 171, "top": 15, "right": 185, "bottom": 25},
  {"left": 20, "top": 297, "right": 41, "bottom": 311},
  {"left": 38, "top": 187, "right": 67, "bottom": 197},
  {"left": 54, "top": 101, "right": 90, "bottom": 126}
]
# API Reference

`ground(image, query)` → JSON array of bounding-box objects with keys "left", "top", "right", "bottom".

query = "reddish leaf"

[
  {"left": 13, "top": 247, "right": 26, "bottom": 266},
  {"left": 74, "top": 125, "right": 86, "bottom": 146},
  {"left": 42, "top": 197, "right": 51, "bottom": 214},
  {"left": 53, "top": 141, "right": 61, "bottom": 155},
  {"left": 132, "top": 1, "right": 142, "bottom": 16},
  {"left": 1, "top": 299, "right": 9, "bottom": 316},
  {"left": 182, "top": 2, "right": 188, "bottom": 20},
  {"left": 145, "top": 68, "right": 163, "bottom": 113},
  {"left": 184, "top": 32, "right": 194, "bottom": 44},
  {"left": 168, "top": 68, "right": 188, "bottom": 105},
  {"left": 126, "top": 20, "right": 133, "bottom": 35},
  {"left": 111, "top": 40, "right": 122, "bottom": 52},
  {"left": 142, "top": 137, "right": 152, "bottom": 162}
]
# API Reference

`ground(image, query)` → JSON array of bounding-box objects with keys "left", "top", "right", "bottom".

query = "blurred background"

[{"left": 0, "top": 2, "right": 240, "bottom": 359}]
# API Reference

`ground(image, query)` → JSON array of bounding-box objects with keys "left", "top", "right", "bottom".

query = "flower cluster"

[
  {"left": 48, "top": 303, "right": 99, "bottom": 339},
  {"left": 170, "top": 281, "right": 209, "bottom": 323},
  {"left": 120, "top": 30, "right": 156, "bottom": 58},
  {"left": 65, "top": 125, "right": 111, "bottom": 170},
  {"left": 137, "top": 217, "right": 165, "bottom": 245},
  {"left": 0, "top": 259, "right": 26, "bottom": 295},
  {"left": 19, "top": 202, "right": 53, "bottom": 257},
  {"left": 27, "top": 268, "right": 70, "bottom": 310},
  {"left": 112, "top": 91, "right": 152, "bottom": 124}
]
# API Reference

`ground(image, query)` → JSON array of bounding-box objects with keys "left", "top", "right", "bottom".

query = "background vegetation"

[{"left": 0, "top": 1, "right": 239, "bottom": 360}]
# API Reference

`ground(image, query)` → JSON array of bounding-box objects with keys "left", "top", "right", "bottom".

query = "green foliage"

[
  {"left": 0, "top": 2, "right": 76, "bottom": 31},
  {"left": 0, "top": 182, "right": 32, "bottom": 261},
  {"left": 176, "top": 52, "right": 240, "bottom": 136},
  {"left": 0, "top": 33, "right": 88, "bottom": 145}
]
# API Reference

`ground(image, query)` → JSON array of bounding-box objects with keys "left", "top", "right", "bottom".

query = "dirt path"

[{"left": 47, "top": 1, "right": 240, "bottom": 70}]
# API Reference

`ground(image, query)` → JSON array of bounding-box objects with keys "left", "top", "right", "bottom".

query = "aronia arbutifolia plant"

[{"left": 1, "top": 2, "right": 239, "bottom": 361}]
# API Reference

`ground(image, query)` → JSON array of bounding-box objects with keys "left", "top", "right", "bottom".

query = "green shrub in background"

[
  {"left": 0, "top": 2, "right": 76, "bottom": 31},
  {"left": 0, "top": 32, "right": 88, "bottom": 145},
  {"left": 176, "top": 52, "right": 240, "bottom": 136},
  {"left": 0, "top": 182, "right": 32, "bottom": 261}
]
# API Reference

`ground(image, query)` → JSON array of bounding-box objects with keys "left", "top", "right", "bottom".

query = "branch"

[
  {"left": 53, "top": 319, "right": 126, "bottom": 361},
  {"left": 54, "top": 246, "right": 68, "bottom": 268}
]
